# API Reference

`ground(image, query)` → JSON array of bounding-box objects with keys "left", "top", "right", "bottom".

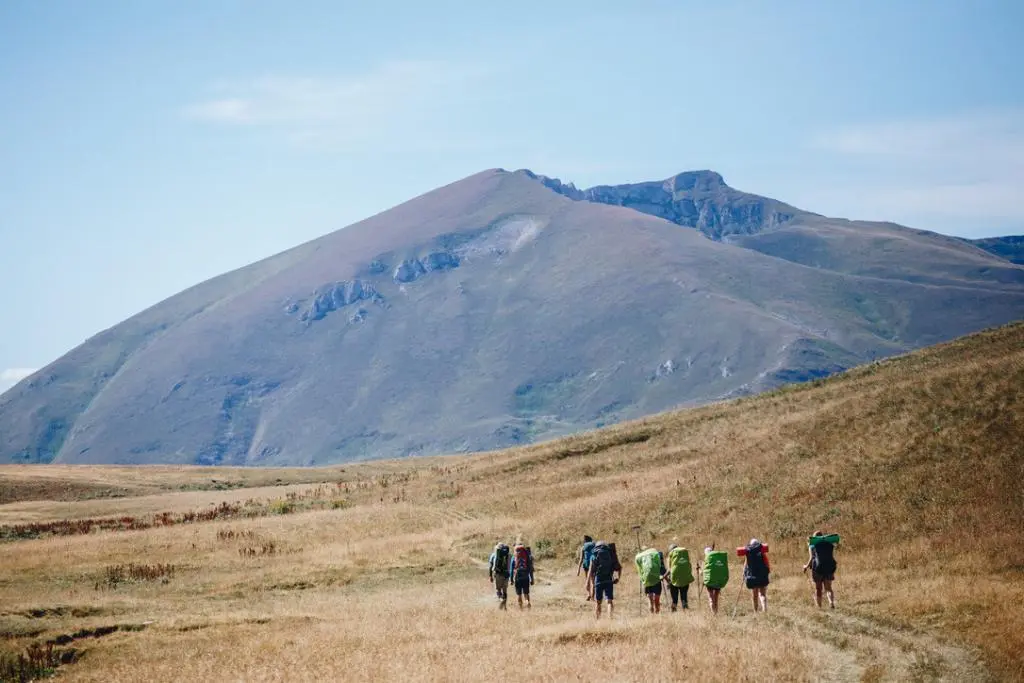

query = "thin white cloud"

[
  {"left": 810, "top": 110, "right": 1024, "bottom": 234},
  {"left": 182, "top": 61, "right": 489, "bottom": 151},
  {"left": 0, "top": 367, "right": 35, "bottom": 395}
]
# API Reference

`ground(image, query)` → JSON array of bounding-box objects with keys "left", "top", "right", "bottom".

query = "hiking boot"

[
  {"left": 671, "top": 605, "right": 677, "bottom": 612},
  {"left": 683, "top": 601, "right": 688, "bottom": 609}
]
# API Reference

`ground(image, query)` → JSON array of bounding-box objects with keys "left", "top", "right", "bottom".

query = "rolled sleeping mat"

[{"left": 808, "top": 533, "right": 840, "bottom": 546}]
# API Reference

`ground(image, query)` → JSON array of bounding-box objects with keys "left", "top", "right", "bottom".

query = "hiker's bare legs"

[
  {"left": 708, "top": 588, "right": 720, "bottom": 614},
  {"left": 751, "top": 590, "right": 759, "bottom": 611},
  {"left": 823, "top": 580, "right": 835, "bottom": 608},
  {"left": 595, "top": 600, "right": 602, "bottom": 619},
  {"left": 814, "top": 580, "right": 823, "bottom": 607},
  {"left": 608, "top": 600, "right": 613, "bottom": 619},
  {"left": 758, "top": 587, "right": 767, "bottom": 612},
  {"left": 653, "top": 593, "right": 661, "bottom": 613}
]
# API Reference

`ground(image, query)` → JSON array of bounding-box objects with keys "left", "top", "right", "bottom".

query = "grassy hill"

[{"left": 0, "top": 322, "right": 1021, "bottom": 681}]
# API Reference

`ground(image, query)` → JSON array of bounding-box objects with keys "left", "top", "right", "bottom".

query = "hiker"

[
  {"left": 664, "top": 542, "right": 695, "bottom": 611},
  {"left": 803, "top": 530, "right": 839, "bottom": 608},
  {"left": 699, "top": 544, "right": 729, "bottom": 614},
  {"left": 510, "top": 542, "right": 534, "bottom": 609},
  {"left": 488, "top": 541, "right": 511, "bottom": 609},
  {"left": 739, "top": 538, "right": 770, "bottom": 612},
  {"left": 588, "top": 540, "right": 622, "bottom": 619},
  {"left": 577, "top": 535, "right": 596, "bottom": 600},
  {"left": 635, "top": 546, "right": 665, "bottom": 614}
]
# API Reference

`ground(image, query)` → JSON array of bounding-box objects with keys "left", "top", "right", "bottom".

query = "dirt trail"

[
  {"left": 777, "top": 607, "right": 990, "bottom": 682},
  {"left": 473, "top": 562, "right": 990, "bottom": 682},
  {"left": 447, "top": 518, "right": 990, "bottom": 682}
]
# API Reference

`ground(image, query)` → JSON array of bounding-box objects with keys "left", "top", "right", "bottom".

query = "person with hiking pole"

[
  {"left": 664, "top": 542, "right": 695, "bottom": 611},
  {"left": 588, "top": 540, "right": 621, "bottom": 619},
  {"left": 803, "top": 530, "right": 839, "bottom": 608},
  {"left": 635, "top": 546, "right": 665, "bottom": 614},
  {"left": 700, "top": 543, "right": 729, "bottom": 615},
  {"left": 488, "top": 541, "right": 511, "bottom": 610},
  {"left": 510, "top": 541, "right": 534, "bottom": 610},
  {"left": 577, "top": 535, "right": 596, "bottom": 601},
  {"left": 738, "top": 538, "right": 771, "bottom": 612}
]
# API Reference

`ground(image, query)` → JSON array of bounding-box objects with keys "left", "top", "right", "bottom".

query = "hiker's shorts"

[
  {"left": 705, "top": 584, "right": 724, "bottom": 592},
  {"left": 745, "top": 577, "right": 769, "bottom": 589},
  {"left": 812, "top": 570, "right": 835, "bottom": 583},
  {"left": 644, "top": 582, "right": 663, "bottom": 596},
  {"left": 594, "top": 581, "right": 614, "bottom": 602},
  {"left": 494, "top": 574, "right": 508, "bottom": 593},
  {"left": 514, "top": 578, "right": 530, "bottom": 596}
]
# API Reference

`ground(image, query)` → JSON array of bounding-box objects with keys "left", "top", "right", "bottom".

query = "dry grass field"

[{"left": 1, "top": 322, "right": 1021, "bottom": 682}]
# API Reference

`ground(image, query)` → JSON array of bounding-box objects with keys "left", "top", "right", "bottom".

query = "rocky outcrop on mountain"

[
  {"left": 536, "top": 169, "right": 800, "bottom": 240},
  {"left": 393, "top": 251, "right": 460, "bottom": 283},
  {"left": 295, "top": 279, "right": 383, "bottom": 322}
]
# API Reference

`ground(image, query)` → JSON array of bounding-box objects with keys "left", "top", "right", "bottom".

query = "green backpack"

[
  {"left": 702, "top": 550, "right": 729, "bottom": 589},
  {"left": 667, "top": 547, "right": 694, "bottom": 586},
  {"left": 635, "top": 548, "right": 663, "bottom": 588}
]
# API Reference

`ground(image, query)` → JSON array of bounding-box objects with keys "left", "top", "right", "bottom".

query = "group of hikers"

[{"left": 487, "top": 531, "right": 838, "bottom": 617}]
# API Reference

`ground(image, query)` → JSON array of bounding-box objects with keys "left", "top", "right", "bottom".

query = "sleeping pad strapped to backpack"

[
  {"left": 743, "top": 541, "right": 770, "bottom": 587},
  {"left": 667, "top": 547, "right": 694, "bottom": 586},
  {"left": 703, "top": 550, "right": 729, "bottom": 589},
  {"left": 493, "top": 543, "right": 510, "bottom": 577},
  {"left": 635, "top": 548, "right": 663, "bottom": 588}
]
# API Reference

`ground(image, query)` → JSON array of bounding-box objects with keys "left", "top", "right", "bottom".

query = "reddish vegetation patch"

[{"left": 0, "top": 501, "right": 254, "bottom": 541}]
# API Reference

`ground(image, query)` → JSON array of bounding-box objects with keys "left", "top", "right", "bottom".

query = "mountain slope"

[
  {"left": 1, "top": 168, "right": 1022, "bottom": 465},
  {"left": 972, "top": 235, "right": 1024, "bottom": 265}
]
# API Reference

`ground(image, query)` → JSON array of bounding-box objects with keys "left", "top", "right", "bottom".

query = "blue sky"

[{"left": 1, "top": 0, "right": 1023, "bottom": 391}]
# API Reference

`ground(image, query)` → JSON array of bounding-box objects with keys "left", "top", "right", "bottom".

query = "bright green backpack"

[
  {"left": 702, "top": 550, "right": 729, "bottom": 588},
  {"left": 635, "top": 548, "right": 663, "bottom": 588},
  {"left": 667, "top": 547, "right": 694, "bottom": 586}
]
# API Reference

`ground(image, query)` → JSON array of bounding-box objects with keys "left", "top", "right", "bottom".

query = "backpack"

[
  {"left": 743, "top": 541, "right": 770, "bottom": 583},
  {"left": 591, "top": 542, "right": 615, "bottom": 582},
  {"left": 702, "top": 550, "right": 729, "bottom": 588},
  {"left": 513, "top": 545, "right": 532, "bottom": 581},
  {"left": 811, "top": 541, "right": 837, "bottom": 576},
  {"left": 581, "top": 541, "right": 596, "bottom": 569},
  {"left": 667, "top": 547, "right": 694, "bottom": 586},
  {"left": 493, "top": 543, "right": 510, "bottom": 577},
  {"left": 635, "top": 548, "right": 663, "bottom": 588}
]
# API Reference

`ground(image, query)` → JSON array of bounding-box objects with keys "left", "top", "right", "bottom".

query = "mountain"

[
  {"left": 971, "top": 235, "right": 1024, "bottom": 265},
  {"left": 1, "top": 169, "right": 1022, "bottom": 466}
]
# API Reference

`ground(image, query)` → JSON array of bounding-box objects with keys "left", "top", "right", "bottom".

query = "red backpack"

[{"left": 513, "top": 545, "right": 531, "bottom": 581}]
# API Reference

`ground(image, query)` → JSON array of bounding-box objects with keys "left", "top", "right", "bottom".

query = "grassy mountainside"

[
  {"left": 2, "top": 169, "right": 1022, "bottom": 467},
  {"left": 0, "top": 323, "right": 1020, "bottom": 681}
]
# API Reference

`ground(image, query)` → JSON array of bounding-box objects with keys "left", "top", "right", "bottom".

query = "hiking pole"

[
  {"left": 729, "top": 579, "right": 744, "bottom": 617},
  {"left": 631, "top": 525, "right": 642, "bottom": 618}
]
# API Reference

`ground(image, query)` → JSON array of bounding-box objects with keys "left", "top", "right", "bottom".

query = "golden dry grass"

[{"left": 0, "top": 322, "right": 1021, "bottom": 682}]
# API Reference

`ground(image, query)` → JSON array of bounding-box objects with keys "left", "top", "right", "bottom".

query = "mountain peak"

[{"left": 666, "top": 170, "right": 726, "bottom": 191}]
